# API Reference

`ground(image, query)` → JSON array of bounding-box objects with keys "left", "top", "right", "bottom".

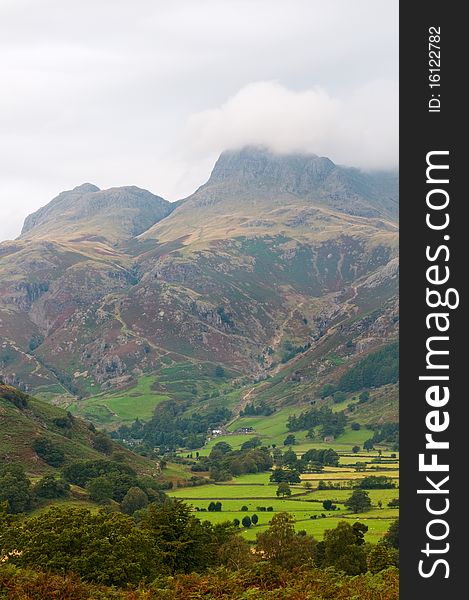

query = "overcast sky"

[{"left": 0, "top": 0, "right": 398, "bottom": 241}]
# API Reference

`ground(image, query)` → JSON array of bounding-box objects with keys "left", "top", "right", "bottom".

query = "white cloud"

[
  {"left": 184, "top": 80, "right": 398, "bottom": 170},
  {"left": 0, "top": 0, "right": 398, "bottom": 241}
]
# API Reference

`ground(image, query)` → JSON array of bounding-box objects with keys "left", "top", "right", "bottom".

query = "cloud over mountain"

[{"left": 185, "top": 80, "right": 398, "bottom": 171}]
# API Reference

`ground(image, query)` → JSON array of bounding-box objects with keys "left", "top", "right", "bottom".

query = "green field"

[
  {"left": 198, "top": 423, "right": 374, "bottom": 457},
  {"left": 168, "top": 464, "right": 399, "bottom": 542},
  {"left": 69, "top": 375, "right": 169, "bottom": 425},
  {"left": 68, "top": 362, "right": 242, "bottom": 427}
]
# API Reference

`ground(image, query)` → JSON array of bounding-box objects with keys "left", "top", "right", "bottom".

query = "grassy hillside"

[{"left": 0, "top": 383, "right": 157, "bottom": 477}]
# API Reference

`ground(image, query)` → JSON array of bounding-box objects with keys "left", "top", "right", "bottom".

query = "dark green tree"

[
  {"left": 276, "top": 482, "right": 292, "bottom": 498},
  {"left": 241, "top": 515, "right": 252, "bottom": 528},
  {"left": 92, "top": 432, "right": 113, "bottom": 455},
  {"left": 382, "top": 517, "right": 399, "bottom": 548},
  {"left": 321, "top": 521, "right": 368, "bottom": 575},
  {"left": 256, "top": 512, "right": 316, "bottom": 569},
  {"left": 367, "top": 544, "right": 396, "bottom": 573},
  {"left": 32, "top": 438, "right": 65, "bottom": 467},
  {"left": 121, "top": 486, "right": 148, "bottom": 515},
  {"left": 344, "top": 489, "right": 372, "bottom": 513},
  {"left": 33, "top": 475, "right": 70, "bottom": 499},
  {"left": 87, "top": 476, "right": 113, "bottom": 504},
  {"left": 0, "top": 465, "right": 33, "bottom": 513}
]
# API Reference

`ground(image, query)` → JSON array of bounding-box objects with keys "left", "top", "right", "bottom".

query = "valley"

[{"left": 0, "top": 147, "right": 399, "bottom": 596}]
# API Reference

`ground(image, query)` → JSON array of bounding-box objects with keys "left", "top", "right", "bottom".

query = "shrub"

[{"left": 32, "top": 438, "right": 65, "bottom": 467}]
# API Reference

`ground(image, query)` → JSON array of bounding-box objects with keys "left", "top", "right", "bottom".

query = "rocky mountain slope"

[{"left": 0, "top": 147, "right": 398, "bottom": 414}]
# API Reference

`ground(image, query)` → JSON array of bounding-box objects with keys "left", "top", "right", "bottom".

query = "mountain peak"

[
  {"left": 20, "top": 185, "right": 174, "bottom": 243},
  {"left": 72, "top": 183, "right": 100, "bottom": 193},
  {"left": 183, "top": 147, "right": 398, "bottom": 221},
  {"left": 208, "top": 146, "right": 334, "bottom": 186}
]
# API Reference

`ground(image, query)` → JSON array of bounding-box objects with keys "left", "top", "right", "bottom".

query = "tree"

[
  {"left": 218, "top": 535, "right": 254, "bottom": 570},
  {"left": 382, "top": 518, "right": 399, "bottom": 549},
  {"left": 31, "top": 438, "right": 65, "bottom": 467},
  {"left": 363, "top": 439, "right": 374, "bottom": 451},
  {"left": 272, "top": 447, "right": 283, "bottom": 464},
  {"left": 270, "top": 468, "right": 301, "bottom": 484},
  {"left": 87, "top": 476, "right": 113, "bottom": 504},
  {"left": 359, "top": 391, "right": 370, "bottom": 403},
  {"left": 240, "top": 437, "right": 262, "bottom": 450},
  {"left": 282, "top": 448, "right": 298, "bottom": 469},
  {"left": 210, "top": 441, "right": 232, "bottom": 456},
  {"left": 367, "top": 544, "right": 396, "bottom": 573},
  {"left": 320, "top": 521, "right": 367, "bottom": 575},
  {"left": 352, "top": 445, "right": 360, "bottom": 454},
  {"left": 256, "top": 512, "right": 316, "bottom": 569},
  {"left": 332, "top": 391, "right": 347, "bottom": 404},
  {"left": 283, "top": 434, "right": 296, "bottom": 446},
  {"left": 276, "top": 482, "right": 292, "bottom": 498},
  {"left": 0, "top": 465, "right": 33, "bottom": 513},
  {"left": 322, "top": 499, "right": 336, "bottom": 511},
  {"left": 344, "top": 489, "right": 372, "bottom": 513},
  {"left": 251, "top": 513, "right": 259, "bottom": 525},
  {"left": 33, "top": 475, "right": 70, "bottom": 499},
  {"left": 92, "top": 432, "right": 113, "bottom": 455},
  {"left": 142, "top": 498, "right": 234, "bottom": 574},
  {"left": 351, "top": 422, "right": 361, "bottom": 430},
  {"left": 215, "top": 365, "right": 225, "bottom": 378},
  {"left": 241, "top": 515, "right": 251, "bottom": 528},
  {"left": 320, "top": 383, "right": 337, "bottom": 398},
  {"left": 233, "top": 518, "right": 240, "bottom": 527},
  {"left": 5, "top": 506, "right": 157, "bottom": 586},
  {"left": 121, "top": 487, "right": 148, "bottom": 515}
]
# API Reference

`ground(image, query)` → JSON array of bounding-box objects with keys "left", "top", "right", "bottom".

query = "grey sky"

[{"left": 0, "top": 0, "right": 398, "bottom": 241}]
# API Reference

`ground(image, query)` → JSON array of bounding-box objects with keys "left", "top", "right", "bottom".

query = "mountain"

[
  {"left": 0, "top": 148, "right": 398, "bottom": 423},
  {"left": 180, "top": 146, "right": 398, "bottom": 219},
  {"left": 21, "top": 183, "right": 173, "bottom": 244},
  {"left": 0, "top": 382, "right": 155, "bottom": 476}
]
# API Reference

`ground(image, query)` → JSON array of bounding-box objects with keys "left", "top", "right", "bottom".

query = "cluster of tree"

[
  {"left": 317, "top": 480, "right": 356, "bottom": 490},
  {"left": 0, "top": 499, "right": 399, "bottom": 596},
  {"left": 192, "top": 441, "right": 273, "bottom": 481},
  {"left": 31, "top": 437, "right": 65, "bottom": 467},
  {"left": 287, "top": 406, "right": 346, "bottom": 438},
  {"left": 0, "top": 465, "right": 70, "bottom": 514},
  {"left": 370, "top": 422, "right": 399, "bottom": 448},
  {"left": 232, "top": 514, "right": 259, "bottom": 528},
  {"left": 356, "top": 476, "right": 396, "bottom": 490},
  {"left": 336, "top": 342, "right": 399, "bottom": 393},
  {"left": 113, "top": 401, "right": 231, "bottom": 451},
  {"left": 240, "top": 400, "right": 274, "bottom": 417},
  {"left": 270, "top": 448, "right": 340, "bottom": 485},
  {"left": 62, "top": 459, "right": 166, "bottom": 512}
]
